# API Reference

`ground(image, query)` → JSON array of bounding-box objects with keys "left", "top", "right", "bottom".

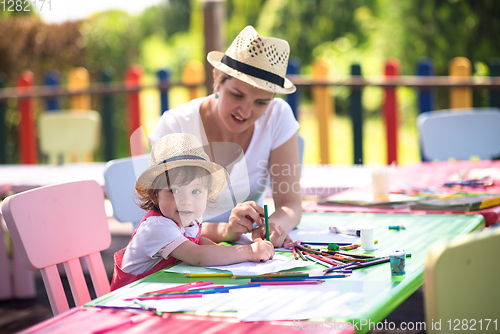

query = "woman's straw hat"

[
  {"left": 137, "top": 133, "right": 229, "bottom": 197},
  {"left": 207, "top": 25, "right": 296, "bottom": 95}
]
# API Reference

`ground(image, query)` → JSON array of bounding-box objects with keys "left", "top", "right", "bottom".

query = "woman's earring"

[{"left": 215, "top": 93, "right": 219, "bottom": 99}]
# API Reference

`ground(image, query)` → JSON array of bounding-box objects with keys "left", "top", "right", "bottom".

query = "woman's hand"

[
  {"left": 252, "top": 222, "right": 294, "bottom": 248},
  {"left": 226, "top": 201, "right": 265, "bottom": 241}
]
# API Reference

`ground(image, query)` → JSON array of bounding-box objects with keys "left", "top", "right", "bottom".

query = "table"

[
  {"left": 0, "top": 163, "right": 106, "bottom": 196},
  {"left": 304, "top": 160, "right": 500, "bottom": 227},
  {"left": 18, "top": 212, "right": 484, "bottom": 334}
]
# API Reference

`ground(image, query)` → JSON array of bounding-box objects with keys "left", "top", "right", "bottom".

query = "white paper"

[
  {"left": 232, "top": 285, "right": 359, "bottom": 321},
  {"left": 205, "top": 254, "right": 308, "bottom": 275},
  {"left": 101, "top": 281, "right": 362, "bottom": 321},
  {"left": 288, "top": 227, "right": 360, "bottom": 244}
]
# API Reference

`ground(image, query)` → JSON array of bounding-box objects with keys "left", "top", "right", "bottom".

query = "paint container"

[
  {"left": 390, "top": 249, "right": 406, "bottom": 275},
  {"left": 360, "top": 226, "right": 375, "bottom": 250}
]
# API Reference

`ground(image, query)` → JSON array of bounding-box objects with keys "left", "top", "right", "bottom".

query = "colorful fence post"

[
  {"left": 350, "top": 63, "right": 363, "bottom": 165},
  {"left": 182, "top": 60, "right": 205, "bottom": 102},
  {"left": 126, "top": 64, "right": 145, "bottom": 155},
  {"left": 286, "top": 57, "right": 301, "bottom": 120},
  {"left": 449, "top": 57, "right": 472, "bottom": 109},
  {"left": 100, "top": 68, "right": 115, "bottom": 161},
  {"left": 0, "top": 73, "right": 7, "bottom": 164},
  {"left": 157, "top": 69, "right": 170, "bottom": 114},
  {"left": 489, "top": 58, "right": 500, "bottom": 109},
  {"left": 68, "top": 67, "right": 91, "bottom": 111},
  {"left": 312, "top": 60, "right": 333, "bottom": 165},
  {"left": 383, "top": 58, "right": 400, "bottom": 165},
  {"left": 44, "top": 71, "right": 60, "bottom": 111},
  {"left": 17, "top": 71, "right": 37, "bottom": 164},
  {"left": 416, "top": 58, "right": 435, "bottom": 114},
  {"left": 417, "top": 58, "right": 435, "bottom": 161}
]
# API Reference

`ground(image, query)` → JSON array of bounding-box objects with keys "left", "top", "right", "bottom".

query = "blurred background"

[{"left": 0, "top": 0, "right": 499, "bottom": 166}]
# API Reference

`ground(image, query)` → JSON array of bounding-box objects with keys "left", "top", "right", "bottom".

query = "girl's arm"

[{"left": 169, "top": 238, "right": 274, "bottom": 267}]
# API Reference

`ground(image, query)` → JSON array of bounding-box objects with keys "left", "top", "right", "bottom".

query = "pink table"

[
  {"left": 304, "top": 160, "right": 500, "bottom": 227},
  {"left": 17, "top": 306, "right": 355, "bottom": 334}
]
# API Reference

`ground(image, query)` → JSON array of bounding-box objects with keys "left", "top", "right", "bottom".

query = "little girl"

[{"left": 110, "top": 133, "right": 274, "bottom": 290}]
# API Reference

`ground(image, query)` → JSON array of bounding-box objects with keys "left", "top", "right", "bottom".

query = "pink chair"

[{"left": 1, "top": 180, "right": 111, "bottom": 315}]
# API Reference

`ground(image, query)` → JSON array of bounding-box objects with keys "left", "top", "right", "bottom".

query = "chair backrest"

[
  {"left": 417, "top": 108, "right": 500, "bottom": 161},
  {"left": 103, "top": 154, "right": 149, "bottom": 231},
  {"left": 1, "top": 180, "right": 111, "bottom": 315},
  {"left": 297, "top": 132, "right": 305, "bottom": 166},
  {"left": 38, "top": 110, "right": 101, "bottom": 164},
  {"left": 424, "top": 226, "right": 500, "bottom": 333}
]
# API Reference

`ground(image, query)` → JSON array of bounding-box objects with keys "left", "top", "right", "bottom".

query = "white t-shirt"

[
  {"left": 149, "top": 95, "right": 300, "bottom": 221},
  {"left": 121, "top": 215, "right": 201, "bottom": 275}
]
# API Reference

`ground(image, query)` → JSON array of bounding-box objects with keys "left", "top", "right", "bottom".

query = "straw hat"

[
  {"left": 137, "top": 133, "right": 229, "bottom": 196},
  {"left": 207, "top": 25, "right": 296, "bottom": 95}
]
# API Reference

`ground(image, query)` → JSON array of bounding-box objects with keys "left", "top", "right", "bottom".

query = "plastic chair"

[
  {"left": 1, "top": 180, "right": 111, "bottom": 315},
  {"left": 38, "top": 110, "right": 101, "bottom": 164},
  {"left": 297, "top": 132, "right": 305, "bottom": 166},
  {"left": 103, "top": 154, "right": 149, "bottom": 232},
  {"left": 424, "top": 227, "right": 500, "bottom": 333},
  {"left": 417, "top": 108, "right": 500, "bottom": 161}
]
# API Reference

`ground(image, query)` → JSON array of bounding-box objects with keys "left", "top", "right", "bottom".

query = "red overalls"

[{"left": 110, "top": 210, "right": 201, "bottom": 291}]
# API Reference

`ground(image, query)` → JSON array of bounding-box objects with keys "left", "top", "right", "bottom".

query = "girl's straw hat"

[
  {"left": 137, "top": 133, "right": 229, "bottom": 197},
  {"left": 207, "top": 25, "right": 296, "bottom": 95}
]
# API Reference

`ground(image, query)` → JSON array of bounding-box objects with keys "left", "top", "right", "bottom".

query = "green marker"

[
  {"left": 388, "top": 225, "right": 406, "bottom": 231},
  {"left": 264, "top": 205, "right": 270, "bottom": 241}
]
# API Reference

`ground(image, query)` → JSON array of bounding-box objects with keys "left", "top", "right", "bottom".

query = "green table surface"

[{"left": 88, "top": 212, "right": 484, "bottom": 333}]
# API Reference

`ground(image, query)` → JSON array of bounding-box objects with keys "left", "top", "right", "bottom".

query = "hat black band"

[
  {"left": 221, "top": 55, "right": 285, "bottom": 88},
  {"left": 160, "top": 155, "right": 206, "bottom": 165}
]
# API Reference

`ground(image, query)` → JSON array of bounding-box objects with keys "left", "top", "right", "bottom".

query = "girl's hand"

[
  {"left": 226, "top": 201, "right": 265, "bottom": 240},
  {"left": 249, "top": 240, "right": 274, "bottom": 262},
  {"left": 252, "top": 223, "right": 294, "bottom": 248}
]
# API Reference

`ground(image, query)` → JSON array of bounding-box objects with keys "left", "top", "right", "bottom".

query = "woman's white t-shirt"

[{"left": 148, "top": 95, "right": 299, "bottom": 221}]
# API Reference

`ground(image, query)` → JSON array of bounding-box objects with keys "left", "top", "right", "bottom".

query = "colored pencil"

[
  {"left": 232, "top": 272, "right": 310, "bottom": 279},
  {"left": 250, "top": 275, "right": 348, "bottom": 282},
  {"left": 125, "top": 294, "right": 203, "bottom": 301},
  {"left": 133, "top": 299, "right": 163, "bottom": 316},
  {"left": 325, "top": 262, "right": 360, "bottom": 273},
  {"left": 249, "top": 280, "right": 324, "bottom": 286},
  {"left": 185, "top": 273, "right": 233, "bottom": 278},
  {"left": 264, "top": 204, "right": 270, "bottom": 241},
  {"left": 295, "top": 246, "right": 307, "bottom": 261},
  {"left": 300, "top": 242, "right": 353, "bottom": 246},
  {"left": 303, "top": 255, "right": 331, "bottom": 268},
  {"left": 350, "top": 257, "right": 390, "bottom": 269},
  {"left": 141, "top": 281, "right": 212, "bottom": 296}
]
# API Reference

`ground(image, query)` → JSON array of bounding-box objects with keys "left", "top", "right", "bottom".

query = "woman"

[{"left": 149, "top": 26, "right": 301, "bottom": 248}]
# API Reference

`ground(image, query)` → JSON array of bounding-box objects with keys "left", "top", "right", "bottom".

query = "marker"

[
  {"left": 388, "top": 225, "right": 406, "bottom": 231},
  {"left": 264, "top": 205, "right": 270, "bottom": 241},
  {"left": 329, "top": 226, "right": 361, "bottom": 237},
  {"left": 133, "top": 299, "right": 163, "bottom": 316}
]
